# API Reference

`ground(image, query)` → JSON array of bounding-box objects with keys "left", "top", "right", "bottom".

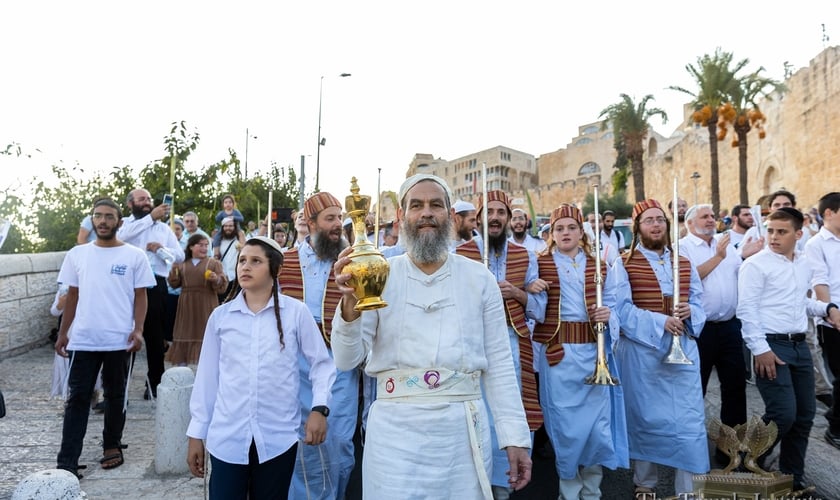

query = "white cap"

[
  {"left": 452, "top": 200, "right": 476, "bottom": 214},
  {"left": 221, "top": 216, "right": 235, "bottom": 226},
  {"left": 540, "top": 223, "right": 551, "bottom": 234},
  {"left": 343, "top": 218, "right": 352, "bottom": 227},
  {"left": 399, "top": 174, "right": 452, "bottom": 208}
]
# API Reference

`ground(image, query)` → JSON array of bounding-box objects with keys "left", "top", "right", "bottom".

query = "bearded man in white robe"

[{"left": 331, "top": 174, "right": 532, "bottom": 499}]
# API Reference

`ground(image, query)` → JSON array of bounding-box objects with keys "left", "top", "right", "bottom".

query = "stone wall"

[
  {"left": 512, "top": 45, "right": 840, "bottom": 215},
  {"left": 0, "top": 252, "right": 65, "bottom": 359},
  {"left": 630, "top": 45, "right": 840, "bottom": 211}
]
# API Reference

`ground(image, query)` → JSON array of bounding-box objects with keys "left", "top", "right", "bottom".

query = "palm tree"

[
  {"left": 670, "top": 48, "right": 745, "bottom": 214},
  {"left": 719, "top": 71, "right": 785, "bottom": 204},
  {"left": 599, "top": 94, "right": 668, "bottom": 203}
]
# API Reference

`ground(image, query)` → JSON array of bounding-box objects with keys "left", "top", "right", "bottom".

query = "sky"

[{"left": 1, "top": 1, "right": 837, "bottom": 210}]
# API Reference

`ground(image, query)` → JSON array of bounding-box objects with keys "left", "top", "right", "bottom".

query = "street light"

[
  {"left": 690, "top": 171, "right": 701, "bottom": 205},
  {"left": 315, "top": 73, "right": 352, "bottom": 192},
  {"left": 244, "top": 128, "right": 258, "bottom": 179}
]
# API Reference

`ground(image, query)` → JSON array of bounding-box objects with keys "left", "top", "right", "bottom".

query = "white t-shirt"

[
  {"left": 58, "top": 243, "right": 156, "bottom": 351},
  {"left": 217, "top": 238, "right": 239, "bottom": 280}
]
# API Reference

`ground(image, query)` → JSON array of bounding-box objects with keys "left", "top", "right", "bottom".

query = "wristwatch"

[
  {"left": 311, "top": 405, "right": 330, "bottom": 417},
  {"left": 827, "top": 302, "right": 839, "bottom": 316}
]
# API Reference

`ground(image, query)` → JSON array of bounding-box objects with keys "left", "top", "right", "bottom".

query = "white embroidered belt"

[
  {"left": 376, "top": 368, "right": 481, "bottom": 402},
  {"left": 375, "top": 368, "right": 491, "bottom": 499}
]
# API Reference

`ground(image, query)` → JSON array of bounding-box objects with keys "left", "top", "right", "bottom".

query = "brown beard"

[
  {"left": 311, "top": 229, "right": 348, "bottom": 261},
  {"left": 640, "top": 233, "right": 666, "bottom": 251},
  {"left": 456, "top": 224, "right": 473, "bottom": 241},
  {"left": 221, "top": 228, "right": 237, "bottom": 239}
]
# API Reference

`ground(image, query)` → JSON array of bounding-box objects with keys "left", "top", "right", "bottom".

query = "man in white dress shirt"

[
  {"left": 331, "top": 174, "right": 532, "bottom": 499},
  {"left": 681, "top": 205, "right": 746, "bottom": 433},
  {"left": 737, "top": 207, "right": 840, "bottom": 491},
  {"left": 804, "top": 192, "right": 840, "bottom": 449},
  {"left": 117, "top": 188, "right": 184, "bottom": 399}
]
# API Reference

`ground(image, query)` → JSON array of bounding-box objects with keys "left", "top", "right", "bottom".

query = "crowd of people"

[{"left": 49, "top": 180, "right": 839, "bottom": 499}]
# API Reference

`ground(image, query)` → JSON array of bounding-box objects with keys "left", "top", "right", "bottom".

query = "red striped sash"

[
  {"left": 534, "top": 253, "right": 604, "bottom": 365},
  {"left": 278, "top": 247, "right": 342, "bottom": 347},
  {"left": 624, "top": 251, "right": 691, "bottom": 314},
  {"left": 455, "top": 239, "right": 542, "bottom": 430}
]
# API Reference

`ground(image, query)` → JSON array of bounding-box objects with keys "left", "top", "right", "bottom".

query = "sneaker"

[{"left": 825, "top": 429, "right": 840, "bottom": 451}]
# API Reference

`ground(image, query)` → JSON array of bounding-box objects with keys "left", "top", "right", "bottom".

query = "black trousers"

[
  {"left": 209, "top": 440, "right": 297, "bottom": 500},
  {"left": 697, "top": 317, "right": 747, "bottom": 427},
  {"left": 756, "top": 338, "right": 815, "bottom": 488},
  {"left": 57, "top": 350, "right": 130, "bottom": 471},
  {"left": 818, "top": 324, "right": 840, "bottom": 432},
  {"left": 143, "top": 276, "right": 168, "bottom": 394}
]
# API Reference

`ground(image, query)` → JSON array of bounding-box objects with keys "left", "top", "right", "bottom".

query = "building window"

[{"left": 578, "top": 162, "right": 600, "bottom": 176}]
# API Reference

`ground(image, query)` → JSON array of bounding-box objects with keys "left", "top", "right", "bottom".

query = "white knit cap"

[{"left": 398, "top": 174, "right": 452, "bottom": 208}]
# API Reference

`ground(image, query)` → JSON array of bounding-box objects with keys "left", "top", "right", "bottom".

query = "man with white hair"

[
  {"left": 681, "top": 204, "right": 747, "bottom": 437},
  {"left": 331, "top": 174, "right": 532, "bottom": 498}
]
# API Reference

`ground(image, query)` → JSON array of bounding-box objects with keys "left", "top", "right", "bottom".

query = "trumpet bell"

[
  {"left": 664, "top": 335, "right": 693, "bottom": 365},
  {"left": 584, "top": 359, "right": 620, "bottom": 386}
]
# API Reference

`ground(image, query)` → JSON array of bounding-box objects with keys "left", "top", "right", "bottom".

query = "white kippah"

[
  {"left": 452, "top": 200, "right": 476, "bottom": 214},
  {"left": 398, "top": 174, "right": 452, "bottom": 208}
]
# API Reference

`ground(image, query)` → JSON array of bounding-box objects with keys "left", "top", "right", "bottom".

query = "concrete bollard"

[
  {"left": 12, "top": 469, "right": 87, "bottom": 500},
  {"left": 154, "top": 366, "right": 195, "bottom": 474}
]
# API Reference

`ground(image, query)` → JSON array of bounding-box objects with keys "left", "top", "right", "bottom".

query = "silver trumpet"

[
  {"left": 585, "top": 185, "right": 620, "bottom": 385},
  {"left": 664, "top": 177, "right": 693, "bottom": 365}
]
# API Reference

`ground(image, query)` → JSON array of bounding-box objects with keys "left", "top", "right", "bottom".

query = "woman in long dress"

[{"left": 166, "top": 234, "right": 227, "bottom": 366}]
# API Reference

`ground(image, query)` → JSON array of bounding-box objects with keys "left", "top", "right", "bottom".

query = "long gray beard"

[
  {"left": 311, "top": 231, "right": 348, "bottom": 261},
  {"left": 402, "top": 217, "right": 452, "bottom": 265}
]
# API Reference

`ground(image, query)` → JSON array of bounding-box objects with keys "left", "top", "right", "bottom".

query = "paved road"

[{"left": 1, "top": 344, "right": 837, "bottom": 499}]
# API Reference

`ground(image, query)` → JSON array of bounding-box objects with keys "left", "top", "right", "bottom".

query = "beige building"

[
  {"left": 406, "top": 146, "right": 537, "bottom": 203},
  {"left": 405, "top": 45, "right": 840, "bottom": 217}
]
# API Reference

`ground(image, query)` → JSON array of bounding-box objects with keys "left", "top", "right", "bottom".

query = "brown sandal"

[{"left": 100, "top": 448, "right": 124, "bottom": 470}]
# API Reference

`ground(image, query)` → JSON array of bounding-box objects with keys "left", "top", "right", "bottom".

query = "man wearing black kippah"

[{"left": 737, "top": 207, "right": 840, "bottom": 491}]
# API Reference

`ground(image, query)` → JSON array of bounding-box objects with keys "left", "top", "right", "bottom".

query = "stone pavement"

[{"left": 1, "top": 344, "right": 838, "bottom": 499}]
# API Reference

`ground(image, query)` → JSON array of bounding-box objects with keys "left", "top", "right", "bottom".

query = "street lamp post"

[
  {"left": 315, "top": 73, "right": 352, "bottom": 192},
  {"left": 691, "top": 171, "right": 701, "bottom": 205},
  {"left": 244, "top": 128, "right": 258, "bottom": 179}
]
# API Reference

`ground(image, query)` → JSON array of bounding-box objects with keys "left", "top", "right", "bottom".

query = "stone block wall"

[{"left": 0, "top": 252, "right": 66, "bottom": 359}]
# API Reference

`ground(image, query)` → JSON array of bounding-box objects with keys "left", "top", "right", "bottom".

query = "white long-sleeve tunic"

[{"left": 331, "top": 253, "right": 531, "bottom": 499}]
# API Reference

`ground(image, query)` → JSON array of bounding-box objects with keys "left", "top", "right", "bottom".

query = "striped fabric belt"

[{"left": 542, "top": 322, "right": 595, "bottom": 366}]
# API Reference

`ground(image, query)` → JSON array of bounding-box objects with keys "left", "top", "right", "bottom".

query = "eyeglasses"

[{"left": 640, "top": 216, "right": 668, "bottom": 226}]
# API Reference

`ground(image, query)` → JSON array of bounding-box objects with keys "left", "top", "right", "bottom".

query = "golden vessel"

[
  {"left": 341, "top": 177, "right": 390, "bottom": 311},
  {"left": 691, "top": 416, "right": 802, "bottom": 499}
]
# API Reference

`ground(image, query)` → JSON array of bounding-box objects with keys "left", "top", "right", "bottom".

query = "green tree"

[
  {"left": 599, "top": 94, "right": 667, "bottom": 203},
  {"left": 582, "top": 189, "right": 633, "bottom": 218},
  {"left": 31, "top": 166, "right": 117, "bottom": 251},
  {"left": 718, "top": 71, "right": 785, "bottom": 204},
  {"left": 670, "top": 48, "right": 745, "bottom": 214}
]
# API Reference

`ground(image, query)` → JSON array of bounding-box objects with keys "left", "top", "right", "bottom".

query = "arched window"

[{"left": 578, "top": 162, "right": 600, "bottom": 176}]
